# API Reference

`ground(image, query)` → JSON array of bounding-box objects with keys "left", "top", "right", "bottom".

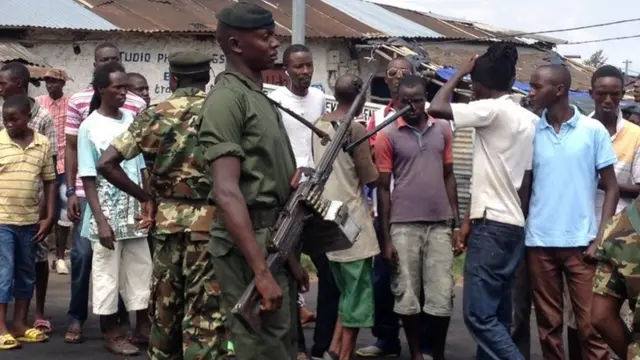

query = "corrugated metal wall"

[{"left": 452, "top": 128, "right": 474, "bottom": 222}]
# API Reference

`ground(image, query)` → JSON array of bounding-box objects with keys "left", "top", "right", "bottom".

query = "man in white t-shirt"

[
  {"left": 267, "top": 44, "right": 327, "bottom": 360},
  {"left": 268, "top": 44, "right": 325, "bottom": 169},
  {"left": 64, "top": 42, "right": 146, "bottom": 345},
  {"left": 428, "top": 43, "right": 536, "bottom": 360}
]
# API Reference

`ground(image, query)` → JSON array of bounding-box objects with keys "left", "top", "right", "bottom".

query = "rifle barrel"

[
  {"left": 344, "top": 104, "right": 412, "bottom": 152},
  {"left": 314, "top": 73, "right": 375, "bottom": 177}
]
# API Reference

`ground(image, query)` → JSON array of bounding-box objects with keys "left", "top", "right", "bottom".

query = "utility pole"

[
  {"left": 624, "top": 60, "right": 632, "bottom": 75},
  {"left": 292, "top": 0, "right": 306, "bottom": 45}
]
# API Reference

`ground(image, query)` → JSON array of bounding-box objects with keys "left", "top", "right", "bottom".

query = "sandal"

[
  {"left": 14, "top": 328, "right": 48, "bottom": 343},
  {"left": 104, "top": 336, "right": 140, "bottom": 356},
  {"left": 33, "top": 319, "right": 52, "bottom": 334},
  {"left": 0, "top": 334, "right": 20, "bottom": 350},
  {"left": 64, "top": 324, "right": 84, "bottom": 344}
]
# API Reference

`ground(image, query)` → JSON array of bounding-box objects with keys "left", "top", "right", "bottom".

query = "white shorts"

[{"left": 91, "top": 238, "right": 152, "bottom": 315}]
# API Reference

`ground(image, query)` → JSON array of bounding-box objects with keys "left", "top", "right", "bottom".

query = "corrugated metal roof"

[
  {"left": 378, "top": 5, "right": 490, "bottom": 39},
  {"left": 371, "top": 3, "right": 568, "bottom": 45},
  {"left": 322, "top": 0, "right": 442, "bottom": 38},
  {"left": 76, "top": 0, "right": 385, "bottom": 38},
  {"left": 0, "top": 0, "right": 118, "bottom": 30},
  {"left": 452, "top": 128, "right": 474, "bottom": 223},
  {"left": 472, "top": 23, "right": 567, "bottom": 45},
  {"left": 0, "top": 42, "right": 50, "bottom": 67}
]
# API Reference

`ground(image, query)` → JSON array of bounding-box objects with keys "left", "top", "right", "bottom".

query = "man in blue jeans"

[{"left": 428, "top": 43, "right": 537, "bottom": 359}]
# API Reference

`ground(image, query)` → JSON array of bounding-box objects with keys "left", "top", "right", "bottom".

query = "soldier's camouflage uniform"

[
  {"left": 111, "top": 87, "right": 226, "bottom": 360},
  {"left": 593, "top": 201, "right": 640, "bottom": 360}
]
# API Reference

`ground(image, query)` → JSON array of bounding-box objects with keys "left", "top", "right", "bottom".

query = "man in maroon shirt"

[{"left": 375, "top": 75, "right": 459, "bottom": 360}]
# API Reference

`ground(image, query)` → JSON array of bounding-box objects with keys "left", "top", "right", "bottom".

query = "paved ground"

[{"left": 8, "top": 264, "right": 544, "bottom": 360}]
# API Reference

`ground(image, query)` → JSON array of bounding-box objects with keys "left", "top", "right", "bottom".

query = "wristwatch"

[{"left": 66, "top": 187, "right": 76, "bottom": 197}]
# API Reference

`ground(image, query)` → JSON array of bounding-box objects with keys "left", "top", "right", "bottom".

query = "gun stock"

[{"left": 231, "top": 278, "right": 263, "bottom": 330}]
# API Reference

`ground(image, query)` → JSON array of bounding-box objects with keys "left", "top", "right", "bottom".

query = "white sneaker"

[{"left": 55, "top": 259, "right": 69, "bottom": 274}]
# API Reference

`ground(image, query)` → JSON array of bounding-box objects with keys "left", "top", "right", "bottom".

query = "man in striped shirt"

[
  {"left": 63, "top": 42, "right": 146, "bottom": 344},
  {"left": 36, "top": 68, "right": 71, "bottom": 276}
]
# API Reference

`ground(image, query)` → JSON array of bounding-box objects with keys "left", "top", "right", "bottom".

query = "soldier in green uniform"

[
  {"left": 198, "top": 2, "right": 301, "bottom": 360},
  {"left": 591, "top": 201, "right": 640, "bottom": 359},
  {"left": 96, "top": 52, "right": 226, "bottom": 360}
]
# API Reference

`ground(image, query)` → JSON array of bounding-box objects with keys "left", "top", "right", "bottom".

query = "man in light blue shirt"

[{"left": 526, "top": 64, "right": 619, "bottom": 360}]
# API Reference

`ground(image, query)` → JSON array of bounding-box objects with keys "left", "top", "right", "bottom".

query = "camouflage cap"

[
  {"left": 216, "top": 2, "right": 275, "bottom": 30},
  {"left": 168, "top": 51, "right": 213, "bottom": 75}
]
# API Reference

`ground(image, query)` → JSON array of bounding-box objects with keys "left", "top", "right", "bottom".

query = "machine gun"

[{"left": 232, "top": 74, "right": 375, "bottom": 331}]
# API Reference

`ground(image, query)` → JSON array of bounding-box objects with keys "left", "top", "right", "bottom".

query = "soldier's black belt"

[
  {"left": 158, "top": 197, "right": 209, "bottom": 205},
  {"left": 248, "top": 207, "right": 280, "bottom": 229}
]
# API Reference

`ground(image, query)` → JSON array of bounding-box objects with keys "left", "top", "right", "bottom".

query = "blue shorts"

[
  {"left": 0, "top": 224, "right": 38, "bottom": 303},
  {"left": 57, "top": 174, "right": 72, "bottom": 227}
]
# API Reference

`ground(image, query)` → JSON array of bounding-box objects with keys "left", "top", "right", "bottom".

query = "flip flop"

[
  {"left": 33, "top": 319, "right": 52, "bottom": 334},
  {"left": 0, "top": 334, "right": 20, "bottom": 350},
  {"left": 14, "top": 328, "right": 48, "bottom": 343},
  {"left": 64, "top": 324, "right": 84, "bottom": 344}
]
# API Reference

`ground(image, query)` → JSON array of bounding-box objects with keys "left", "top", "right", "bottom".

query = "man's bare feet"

[
  {"left": 299, "top": 305, "right": 316, "bottom": 326},
  {"left": 64, "top": 322, "right": 84, "bottom": 344}
]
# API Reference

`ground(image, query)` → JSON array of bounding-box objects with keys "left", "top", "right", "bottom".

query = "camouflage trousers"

[
  {"left": 593, "top": 202, "right": 640, "bottom": 360},
  {"left": 148, "top": 232, "right": 227, "bottom": 360}
]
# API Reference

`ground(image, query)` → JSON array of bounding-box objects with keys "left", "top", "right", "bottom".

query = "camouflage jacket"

[{"left": 111, "top": 87, "right": 214, "bottom": 235}]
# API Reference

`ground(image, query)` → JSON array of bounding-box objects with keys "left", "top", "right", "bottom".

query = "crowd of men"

[{"left": 2, "top": 1, "right": 640, "bottom": 360}]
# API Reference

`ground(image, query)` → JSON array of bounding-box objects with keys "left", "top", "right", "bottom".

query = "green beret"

[
  {"left": 216, "top": 2, "right": 275, "bottom": 30},
  {"left": 168, "top": 51, "right": 213, "bottom": 75}
]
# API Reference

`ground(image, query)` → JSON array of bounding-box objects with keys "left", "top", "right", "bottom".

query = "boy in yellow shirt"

[{"left": 0, "top": 95, "right": 55, "bottom": 350}]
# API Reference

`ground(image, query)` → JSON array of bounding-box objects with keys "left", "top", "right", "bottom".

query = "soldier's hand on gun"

[
  {"left": 255, "top": 270, "right": 283, "bottom": 312},
  {"left": 97, "top": 218, "right": 116, "bottom": 250}
]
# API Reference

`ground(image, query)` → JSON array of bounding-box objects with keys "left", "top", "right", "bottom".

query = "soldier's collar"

[
  {"left": 222, "top": 71, "right": 263, "bottom": 92},
  {"left": 170, "top": 87, "right": 206, "bottom": 98}
]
